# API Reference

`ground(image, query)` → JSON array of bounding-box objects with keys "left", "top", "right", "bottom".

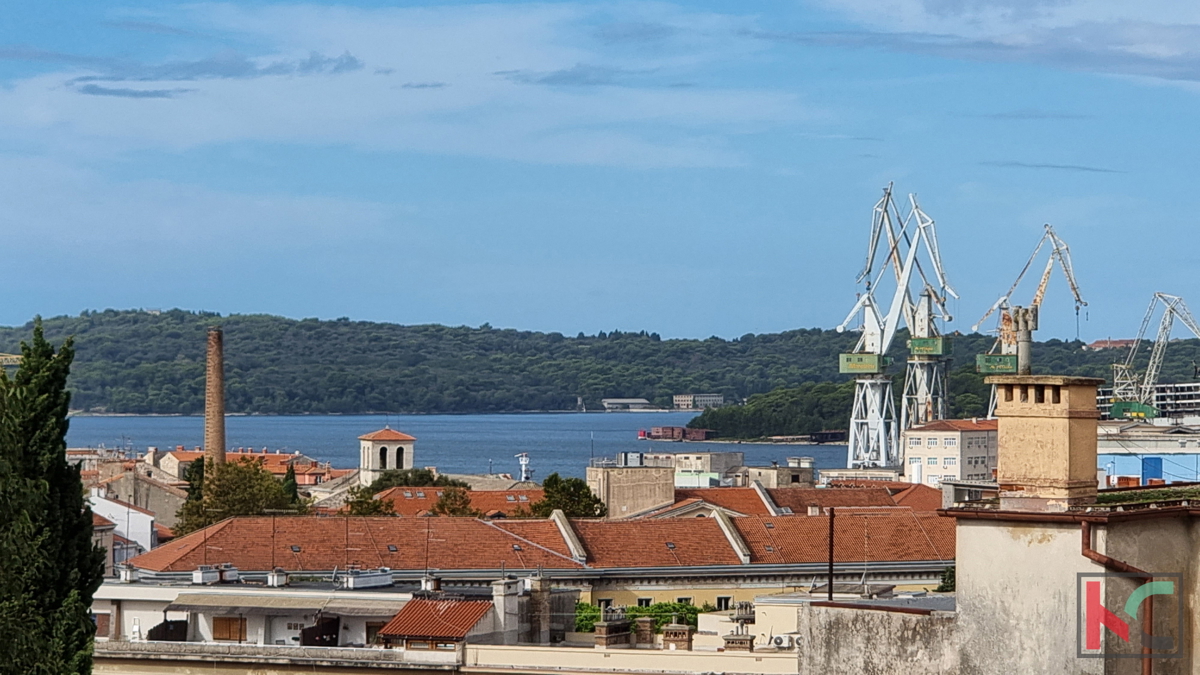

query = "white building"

[
  {"left": 901, "top": 419, "right": 998, "bottom": 486},
  {"left": 358, "top": 427, "right": 416, "bottom": 486},
  {"left": 90, "top": 489, "right": 158, "bottom": 556},
  {"left": 601, "top": 398, "right": 656, "bottom": 411}
]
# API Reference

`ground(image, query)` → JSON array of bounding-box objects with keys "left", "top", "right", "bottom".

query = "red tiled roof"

[
  {"left": 891, "top": 484, "right": 943, "bottom": 512},
  {"left": 129, "top": 517, "right": 583, "bottom": 573},
  {"left": 674, "top": 488, "right": 770, "bottom": 516},
  {"left": 767, "top": 487, "right": 898, "bottom": 512},
  {"left": 569, "top": 519, "right": 742, "bottom": 567},
  {"left": 909, "top": 419, "right": 997, "bottom": 432},
  {"left": 732, "top": 512, "right": 954, "bottom": 564},
  {"left": 93, "top": 513, "right": 115, "bottom": 528},
  {"left": 491, "top": 520, "right": 576, "bottom": 559},
  {"left": 376, "top": 488, "right": 543, "bottom": 517},
  {"left": 154, "top": 523, "right": 176, "bottom": 541},
  {"left": 167, "top": 451, "right": 305, "bottom": 475},
  {"left": 378, "top": 599, "right": 491, "bottom": 640},
  {"left": 359, "top": 428, "right": 416, "bottom": 442}
]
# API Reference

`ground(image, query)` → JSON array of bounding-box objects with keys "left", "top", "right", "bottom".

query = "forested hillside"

[{"left": 0, "top": 309, "right": 1192, "bottom": 415}]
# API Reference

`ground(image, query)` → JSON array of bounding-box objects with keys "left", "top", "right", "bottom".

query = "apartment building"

[{"left": 900, "top": 419, "right": 997, "bottom": 486}]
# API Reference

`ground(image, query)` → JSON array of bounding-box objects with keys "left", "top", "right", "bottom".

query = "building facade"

[{"left": 901, "top": 419, "right": 998, "bottom": 486}]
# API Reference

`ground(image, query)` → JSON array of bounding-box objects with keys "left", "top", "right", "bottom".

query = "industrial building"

[
  {"left": 672, "top": 393, "right": 725, "bottom": 410},
  {"left": 900, "top": 419, "right": 998, "bottom": 485}
]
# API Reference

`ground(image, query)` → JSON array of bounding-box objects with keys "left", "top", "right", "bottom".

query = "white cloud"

[
  {"left": 803, "top": 0, "right": 1200, "bottom": 83},
  {"left": 0, "top": 2, "right": 806, "bottom": 168}
]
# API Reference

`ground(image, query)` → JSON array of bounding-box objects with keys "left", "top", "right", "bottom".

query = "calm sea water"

[{"left": 65, "top": 413, "right": 850, "bottom": 479}]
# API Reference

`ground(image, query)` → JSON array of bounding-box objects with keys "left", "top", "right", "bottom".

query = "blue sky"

[{"left": 1, "top": 1, "right": 1198, "bottom": 340}]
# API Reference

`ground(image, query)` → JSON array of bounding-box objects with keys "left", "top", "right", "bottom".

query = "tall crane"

[
  {"left": 1110, "top": 293, "right": 1200, "bottom": 420},
  {"left": 837, "top": 184, "right": 957, "bottom": 468},
  {"left": 973, "top": 225, "right": 1085, "bottom": 412}
]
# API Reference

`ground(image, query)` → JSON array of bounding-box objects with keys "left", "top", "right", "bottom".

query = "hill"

[{"left": 0, "top": 309, "right": 1192, "bottom": 415}]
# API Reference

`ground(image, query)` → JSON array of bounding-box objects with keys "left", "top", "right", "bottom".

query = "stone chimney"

[
  {"left": 204, "top": 327, "right": 226, "bottom": 467},
  {"left": 986, "top": 375, "right": 1103, "bottom": 511}
]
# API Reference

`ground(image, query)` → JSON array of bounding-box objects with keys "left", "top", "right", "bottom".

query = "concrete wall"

[
  {"left": 464, "top": 644, "right": 797, "bottom": 673},
  {"left": 954, "top": 519, "right": 1102, "bottom": 675},
  {"left": 586, "top": 466, "right": 674, "bottom": 518},
  {"left": 794, "top": 604, "right": 957, "bottom": 675}
]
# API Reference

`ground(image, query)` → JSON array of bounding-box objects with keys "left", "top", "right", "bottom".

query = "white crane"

[
  {"left": 973, "top": 224, "right": 1085, "bottom": 415},
  {"left": 1110, "top": 293, "right": 1200, "bottom": 419},
  {"left": 837, "top": 184, "right": 957, "bottom": 468}
]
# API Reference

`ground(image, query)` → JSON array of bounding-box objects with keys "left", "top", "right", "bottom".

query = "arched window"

[
  {"left": 395, "top": 445, "right": 404, "bottom": 470},
  {"left": 379, "top": 446, "right": 388, "bottom": 471}
]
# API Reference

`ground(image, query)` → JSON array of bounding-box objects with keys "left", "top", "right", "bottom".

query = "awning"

[
  {"left": 164, "top": 593, "right": 406, "bottom": 618},
  {"left": 166, "top": 594, "right": 326, "bottom": 616}
]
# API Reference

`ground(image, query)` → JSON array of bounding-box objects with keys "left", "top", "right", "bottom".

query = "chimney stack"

[{"left": 204, "top": 327, "right": 226, "bottom": 467}]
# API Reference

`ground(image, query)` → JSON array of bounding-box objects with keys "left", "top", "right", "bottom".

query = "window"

[
  {"left": 791, "top": 474, "right": 800, "bottom": 483},
  {"left": 518, "top": 495, "right": 529, "bottom": 502},
  {"left": 366, "top": 622, "right": 386, "bottom": 644},
  {"left": 212, "top": 617, "right": 247, "bottom": 642},
  {"left": 944, "top": 438, "right": 957, "bottom": 447},
  {"left": 403, "top": 491, "right": 413, "bottom": 499},
  {"left": 436, "top": 642, "right": 457, "bottom": 650},
  {"left": 380, "top": 446, "right": 388, "bottom": 471},
  {"left": 416, "top": 491, "right": 425, "bottom": 498},
  {"left": 407, "top": 640, "right": 431, "bottom": 650},
  {"left": 676, "top": 597, "right": 693, "bottom": 605},
  {"left": 944, "top": 457, "right": 957, "bottom": 466},
  {"left": 506, "top": 495, "right": 516, "bottom": 502},
  {"left": 597, "top": 599, "right": 613, "bottom": 609},
  {"left": 927, "top": 438, "right": 938, "bottom": 446},
  {"left": 908, "top": 437, "right": 921, "bottom": 446},
  {"left": 764, "top": 545, "right": 775, "bottom": 552},
  {"left": 927, "top": 457, "right": 937, "bottom": 465},
  {"left": 716, "top": 596, "right": 733, "bottom": 611},
  {"left": 637, "top": 598, "right": 653, "bottom": 607},
  {"left": 909, "top": 457, "right": 921, "bottom": 464},
  {"left": 286, "top": 622, "right": 305, "bottom": 631}
]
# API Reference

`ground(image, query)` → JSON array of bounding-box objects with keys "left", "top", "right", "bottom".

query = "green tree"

[
  {"left": 935, "top": 566, "right": 956, "bottom": 592},
  {"left": 367, "top": 468, "right": 468, "bottom": 493},
  {"left": 175, "top": 458, "right": 297, "bottom": 534},
  {"left": 343, "top": 486, "right": 396, "bottom": 516},
  {"left": 529, "top": 473, "right": 606, "bottom": 518},
  {"left": 0, "top": 321, "right": 106, "bottom": 674},
  {"left": 626, "top": 601, "right": 706, "bottom": 632},
  {"left": 182, "top": 455, "right": 204, "bottom": 502},
  {"left": 573, "top": 602, "right": 601, "bottom": 632},
  {"left": 431, "top": 487, "right": 481, "bottom": 517},
  {"left": 281, "top": 464, "right": 299, "bottom": 504}
]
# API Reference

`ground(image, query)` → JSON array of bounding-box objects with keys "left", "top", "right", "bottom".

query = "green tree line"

[{"left": 0, "top": 309, "right": 1184, "bottom": 415}]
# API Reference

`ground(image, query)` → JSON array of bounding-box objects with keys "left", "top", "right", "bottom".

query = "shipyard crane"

[
  {"left": 1110, "top": 293, "right": 1200, "bottom": 419},
  {"left": 973, "top": 225, "right": 1085, "bottom": 414},
  {"left": 837, "top": 184, "right": 957, "bottom": 468}
]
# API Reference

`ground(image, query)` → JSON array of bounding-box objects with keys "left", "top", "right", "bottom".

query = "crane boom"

[{"left": 1111, "top": 293, "right": 1200, "bottom": 419}]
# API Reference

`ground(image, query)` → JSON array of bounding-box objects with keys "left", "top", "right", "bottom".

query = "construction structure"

[
  {"left": 1109, "top": 292, "right": 1200, "bottom": 419},
  {"left": 972, "top": 224, "right": 1085, "bottom": 414},
  {"left": 203, "top": 327, "right": 226, "bottom": 467},
  {"left": 837, "top": 183, "right": 956, "bottom": 468}
]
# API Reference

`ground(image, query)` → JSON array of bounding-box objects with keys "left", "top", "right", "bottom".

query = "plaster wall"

[{"left": 793, "top": 604, "right": 956, "bottom": 675}]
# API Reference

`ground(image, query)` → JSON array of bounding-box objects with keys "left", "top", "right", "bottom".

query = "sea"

[{"left": 65, "top": 412, "right": 850, "bottom": 480}]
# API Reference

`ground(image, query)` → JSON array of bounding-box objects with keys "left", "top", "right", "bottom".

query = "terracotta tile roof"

[
  {"left": 358, "top": 428, "right": 416, "bottom": 442},
  {"left": 767, "top": 488, "right": 898, "bottom": 512},
  {"left": 569, "top": 519, "right": 742, "bottom": 567},
  {"left": 129, "top": 517, "right": 583, "bottom": 573},
  {"left": 891, "top": 484, "right": 943, "bottom": 512},
  {"left": 378, "top": 599, "right": 492, "bottom": 640},
  {"left": 376, "top": 488, "right": 543, "bottom": 517},
  {"left": 490, "top": 520, "right": 575, "bottom": 559},
  {"left": 154, "top": 523, "right": 176, "bottom": 542},
  {"left": 167, "top": 451, "right": 307, "bottom": 475},
  {"left": 909, "top": 419, "right": 997, "bottom": 432},
  {"left": 732, "top": 512, "right": 954, "bottom": 564},
  {"left": 93, "top": 513, "right": 115, "bottom": 528},
  {"left": 674, "top": 488, "right": 770, "bottom": 516}
]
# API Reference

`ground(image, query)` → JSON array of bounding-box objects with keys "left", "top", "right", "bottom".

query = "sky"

[{"left": 1, "top": 1, "right": 1199, "bottom": 341}]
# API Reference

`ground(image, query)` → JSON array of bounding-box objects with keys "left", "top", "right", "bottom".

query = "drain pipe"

[{"left": 1081, "top": 521, "right": 1152, "bottom": 675}]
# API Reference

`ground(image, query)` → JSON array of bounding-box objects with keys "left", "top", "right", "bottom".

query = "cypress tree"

[
  {"left": 282, "top": 463, "right": 299, "bottom": 504},
  {"left": 0, "top": 321, "right": 105, "bottom": 674}
]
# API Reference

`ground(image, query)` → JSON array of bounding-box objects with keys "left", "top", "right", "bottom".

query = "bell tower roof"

[{"left": 359, "top": 428, "right": 416, "bottom": 442}]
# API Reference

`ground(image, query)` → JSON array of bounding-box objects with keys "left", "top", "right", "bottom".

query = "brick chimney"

[
  {"left": 204, "top": 327, "right": 226, "bottom": 467},
  {"left": 986, "top": 375, "right": 1103, "bottom": 511}
]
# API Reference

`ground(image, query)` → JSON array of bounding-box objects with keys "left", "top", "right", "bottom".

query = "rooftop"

[
  {"left": 359, "top": 428, "right": 417, "bottom": 442},
  {"left": 907, "top": 419, "right": 998, "bottom": 432},
  {"left": 378, "top": 598, "right": 492, "bottom": 640},
  {"left": 375, "top": 488, "right": 543, "bottom": 517}
]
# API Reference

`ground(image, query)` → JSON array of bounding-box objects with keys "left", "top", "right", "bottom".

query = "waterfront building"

[{"left": 672, "top": 393, "right": 725, "bottom": 410}]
